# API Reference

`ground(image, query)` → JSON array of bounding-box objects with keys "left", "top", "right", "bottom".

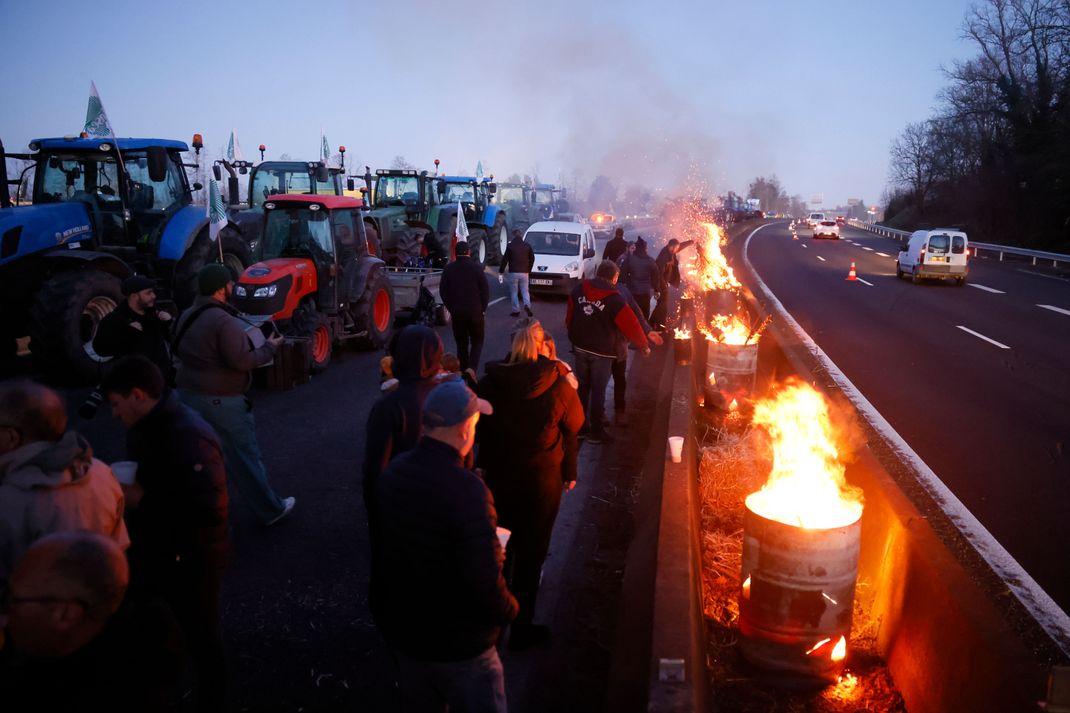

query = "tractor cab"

[
  {"left": 442, "top": 176, "right": 494, "bottom": 222},
  {"left": 359, "top": 169, "right": 452, "bottom": 266},
  {"left": 26, "top": 137, "right": 196, "bottom": 255},
  {"left": 233, "top": 195, "right": 394, "bottom": 371}
]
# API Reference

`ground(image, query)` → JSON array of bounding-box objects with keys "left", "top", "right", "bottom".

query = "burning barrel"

[
  {"left": 737, "top": 381, "right": 864, "bottom": 684},
  {"left": 739, "top": 506, "right": 860, "bottom": 681}
]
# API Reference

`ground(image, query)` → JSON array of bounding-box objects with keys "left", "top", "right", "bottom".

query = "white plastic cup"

[
  {"left": 496, "top": 527, "right": 511, "bottom": 550},
  {"left": 668, "top": 436, "right": 685, "bottom": 464},
  {"left": 110, "top": 461, "right": 138, "bottom": 485}
]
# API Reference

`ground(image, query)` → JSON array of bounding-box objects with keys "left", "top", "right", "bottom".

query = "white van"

[
  {"left": 807, "top": 212, "right": 826, "bottom": 228},
  {"left": 896, "top": 229, "right": 969, "bottom": 286},
  {"left": 524, "top": 221, "right": 598, "bottom": 293}
]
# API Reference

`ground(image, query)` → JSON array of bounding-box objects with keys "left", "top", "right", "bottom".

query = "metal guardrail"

[{"left": 848, "top": 220, "right": 1070, "bottom": 268}]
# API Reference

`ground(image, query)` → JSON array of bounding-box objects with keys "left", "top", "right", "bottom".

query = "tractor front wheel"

[
  {"left": 354, "top": 270, "right": 395, "bottom": 349},
  {"left": 291, "top": 301, "right": 332, "bottom": 372},
  {"left": 28, "top": 269, "right": 123, "bottom": 384},
  {"left": 468, "top": 228, "right": 489, "bottom": 268}
]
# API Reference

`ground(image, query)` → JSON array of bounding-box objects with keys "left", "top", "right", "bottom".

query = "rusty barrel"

[
  {"left": 673, "top": 336, "right": 691, "bottom": 365},
  {"left": 706, "top": 342, "right": 758, "bottom": 396},
  {"left": 738, "top": 505, "right": 861, "bottom": 682}
]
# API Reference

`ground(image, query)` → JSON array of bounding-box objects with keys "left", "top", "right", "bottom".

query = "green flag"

[{"left": 83, "top": 81, "right": 114, "bottom": 138}]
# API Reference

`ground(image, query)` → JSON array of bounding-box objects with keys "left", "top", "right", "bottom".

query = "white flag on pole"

[
  {"left": 454, "top": 201, "right": 469, "bottom": 241},
  {"left": 321, "top": 134, "right": 331, "bottom": 165},
  {"left": 83, "top": 81, "right": 114, "bottom": 138},
  {"left": 226, "top": 129, "right": 244, "bottom": 162},
  {"left": 207, "top": 178, "right": 227, "bottom": 243}
]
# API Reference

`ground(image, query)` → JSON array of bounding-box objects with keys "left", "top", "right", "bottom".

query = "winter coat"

[
  {"left": 371, "top": 436, "right": 518, "bottom": 661},
  {"left": 0, "top": 432, "right": 130, "bottom": 590},
  {"left": 615, "top": 285, "right": 653, "bottom": 361},
  {"left": 566, "top": 278, "right": 649, "bottom": 358},
  {"left": 499, "top": 237, "right": 535, "bottom": 274},
  {"left": 655, "top": 246, "right": 680, "bottom": 287},
  {"left": 362, "top": 326, "right": 443, "bottom": 509},
  {"left": 601, "top": 235, "right": 628, "bottom": 264},
  {"left": 173, "top": 297, "right": 276, "bottom": 396},
  {"left": 620, "top": 251, "right": 663, "bottom": 297},
  {"left": 124, "top": 392, "right": 228, "bottom": 595},
  {"left": 93, "top": 302, "right": 173, "bottom": 381},
  {"left": 475, "top": 356, "right": 585, "bottom": 492},
  {"left": 440, "top": 255, "right": 490, "bottom": 317}
]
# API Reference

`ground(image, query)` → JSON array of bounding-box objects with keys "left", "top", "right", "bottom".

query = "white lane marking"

[
  {"left": 968, "top": 284, "right": 1006, "bottom": 294},
  {"left": 488, "top": 296, "right": 507, "bottom": 307},
  {"left": 742, "top": 223, "right": 1070, "bottom": 654},
  {"left": 1016, "top": 269, "right": 1070, "bottom": 283},
  {"left": 1038, "top": 304, "right": 1070, "bottom": 317},
  {"left": 862, "top": 247, "right": 874, "bottom": 251},
  {"left": 956, "top": 325, "right": 1010, "bottom": 349},
  {"left": 816, "top": 255, "right": 826, "bottom": 262},
  {"left": 876, "top": 252, "right": 891, "bottom": 258},
  {"left": 800, "top": 243, "right": 808, "bottom": 248},
  {"left": 857, "top": 278, "right": 874, "bottom": 286}
]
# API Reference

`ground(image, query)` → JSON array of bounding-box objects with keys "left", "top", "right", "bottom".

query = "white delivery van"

[
  {"left": 524, "top": 221, "right": 598, "bottom": 293},
  {"left": 896, "top": 229, "right": 969, "bottom": 286},
  {"left": 807, "top": 212, "right": 826, "bottom": 228}
]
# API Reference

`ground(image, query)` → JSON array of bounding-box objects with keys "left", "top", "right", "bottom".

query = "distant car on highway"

[
  {"left": 807, "top": 211, "right": 826, "bottom": 228},
  {"left": 896, "top": 229, "right": 969, "bottom": 286},
  {"left": 813, "top": 220, "right": 840, "bottom": 239},
  {"left": 835, "top": 215, "right": 846, "bottom": 227}
]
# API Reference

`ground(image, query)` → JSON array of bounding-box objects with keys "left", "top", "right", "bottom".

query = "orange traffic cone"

[{"left": 846, "top": 261, "right": 857, "bottom": 281}]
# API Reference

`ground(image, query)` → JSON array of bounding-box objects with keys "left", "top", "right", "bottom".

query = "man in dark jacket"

[
  {"left": 102, "top": 356, "right": 229, "bottom": 712},
  {"left": 499, "top": 229, "right": 535, "bottom": 317},
  {"left": 361, "top": 325, "right": 443, "bottom": 512},
  {"left": 619, "top": 236, "right": 663, "bottom": 321},
  {"left": 93, "top": 275, "right": 173, "bottom": 380},
  {"left": 566, "top": 260, "right": 649, "bottom": 443},
  {"left": 173, "top": 263, "right": 292, "bottom": 527},
  {"left": 601, "top": 227, "right": 627, "bottom": 264},
  {"left": 372, "top": 380, "right": 516, "bottom": 712},
  {"left": 650, "top": 238, "right": 693, "bottom": 329},
  {"left": 439, "top": 240, "right": 490, "bottom": 373}
]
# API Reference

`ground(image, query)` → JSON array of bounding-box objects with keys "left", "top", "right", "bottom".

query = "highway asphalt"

[{"left": 745, "top": 221, "right": 1070, "bottom": 611}]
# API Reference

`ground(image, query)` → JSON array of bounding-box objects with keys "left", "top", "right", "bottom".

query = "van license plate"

[{"left": 531, "top": 279, "right": 552, "bottom": 285}]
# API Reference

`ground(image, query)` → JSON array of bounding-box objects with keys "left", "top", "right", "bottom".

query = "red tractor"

[{"left": 232, "top": 195, "right": 394, "bottom": 371}]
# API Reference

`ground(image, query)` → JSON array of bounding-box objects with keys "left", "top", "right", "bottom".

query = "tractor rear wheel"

[
  {"left": 291, "top": 301, "right": 332, "bottom": 372},
  {"left": 28, "top": 269, "right": 122, "bottom": 384},
  {"left": 354, "top": 270, "right": 395, "bottom": 349},
  {"left": 468, "top": 228, "right": 489, "bottom": 268},
  {"left": 491, "top": 216, "right": 508, "bottom": 265}
]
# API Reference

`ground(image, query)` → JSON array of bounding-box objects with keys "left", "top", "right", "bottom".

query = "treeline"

[{"left": 885, "top": 0, "right": 1070, "bottom": 251}]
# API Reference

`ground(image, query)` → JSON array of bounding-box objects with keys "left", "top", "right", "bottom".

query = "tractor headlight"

[
  {"left": 253, "top": 284, "right": 278, "bottom": 298},
  {"left": 234, "top": 285, "right": 247, "bottom": 297}
]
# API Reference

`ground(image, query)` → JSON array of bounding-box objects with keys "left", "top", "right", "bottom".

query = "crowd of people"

[{"left": 0, "top": 231, "right": 684, "bottom": 712}]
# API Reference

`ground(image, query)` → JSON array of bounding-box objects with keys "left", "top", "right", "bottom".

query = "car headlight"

[
  {"left": 253, "top": 284, "right": 278, "bottom": 298},
  {"left": 234, "top": 285, "right": 247, "bottom": 297},
  {"left": 564, "top": 261, "right": 579, "bottom": 272}
]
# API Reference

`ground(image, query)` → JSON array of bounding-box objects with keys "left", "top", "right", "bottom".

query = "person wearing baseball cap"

[
  {"left": 370, "top": 378, "right": 516, "bottom": 711},
  {"left": 92, "top": 274, "right": 173, "bottom": 381}
]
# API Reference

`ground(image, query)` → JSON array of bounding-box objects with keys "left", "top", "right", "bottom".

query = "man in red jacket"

[{"left": 566, "top": 260, "right": 649, "bottom": 443}]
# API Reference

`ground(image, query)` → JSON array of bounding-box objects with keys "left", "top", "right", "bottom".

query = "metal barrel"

[
  {"left": 673, "top": 336, "right": 691, "bottom": 364},
  {"left": 738, "top": 505, "right": 861, "bottom": 681},
  {"left": 706, "top": 342, "right": 758, "bottom": 397}
]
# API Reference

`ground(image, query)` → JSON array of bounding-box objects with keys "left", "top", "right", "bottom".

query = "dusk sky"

[{"left": 2, "top": 0, "right": 979, "bottom": 208}]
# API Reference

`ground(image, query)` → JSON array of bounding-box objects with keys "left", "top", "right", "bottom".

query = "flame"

[
  {"left": 702, "top": 313, "right": 755, "bottom": 345},
  {"left": 674, "top": 327, "right": 691, "bottom": 340},
  {"left": 682, "top": 222, "right": 742, "bottom": 292},
  {"left": 831, "top": 636, "right": 847, "bottom": 661},
  {"left": 742, "top": 575, "right": 751, "bottom": 599},
  {"left": 744, "top": 381, "right": 863, "bottom": 529},
  {"left": 708, "top": 371, "right": 717, "bottom": 385},
  {"left": 729, "top": 398, "right": 739, "bottom": 412}
]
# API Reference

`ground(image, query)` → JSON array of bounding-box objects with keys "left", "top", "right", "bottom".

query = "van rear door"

[
  {"left": 949, "top": 233, "right": 968, "bottom": 269},
  {"left": 923, "top": 233, "right": 951, "bottom": 267}
]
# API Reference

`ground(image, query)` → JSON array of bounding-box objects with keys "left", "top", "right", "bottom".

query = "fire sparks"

[
  {"left": 682, "top": 222, "right": 742, "bottom": 293},
  {"left": 728, "top": 398, "right": 739, "bottom": 412},
  {"left": 831, "top": 636, "right": 847, "bottom": 662},
  {"left": 674, "top": 327, "right": 691, "bottom": 340},
  {"left": 742, "top": 575, "right": 751, "bottom": 599},
  {"left": 744, "top": 381, "right": 863, "bottom": 529},
  {"left": 805, "top": 637, "right": 833, "bottom": 656}
]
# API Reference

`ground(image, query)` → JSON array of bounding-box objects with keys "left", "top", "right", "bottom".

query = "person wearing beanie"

[
  {"left": 439, "top": 240, "right": 490, "bottom": 372},
  {"left": 619, "top": 235, "right": 663, "bottom": 321},
  {"left": 172, "top": 263, "right": 295, "bottom": 526},
  {"left": 92, "top": 274, "right": 174, "bottom": 381}
]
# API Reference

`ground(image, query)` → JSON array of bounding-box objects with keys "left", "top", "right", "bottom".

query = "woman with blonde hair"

[{"left": 475, "top": 319, "right": 584, "bottom": 649}]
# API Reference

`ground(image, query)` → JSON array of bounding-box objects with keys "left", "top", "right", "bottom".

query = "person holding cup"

[{"left": 101, "top": 355, "right": 229, "bottom": 712}]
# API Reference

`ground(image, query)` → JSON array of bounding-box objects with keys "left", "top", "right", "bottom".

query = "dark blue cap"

[{"left": 422, "top": 379, "right": 493, "bottom": 428}]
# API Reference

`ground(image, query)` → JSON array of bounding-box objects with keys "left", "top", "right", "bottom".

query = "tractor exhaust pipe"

[{"left": 1, "top": 139, "right": 12, "bottom": 209}]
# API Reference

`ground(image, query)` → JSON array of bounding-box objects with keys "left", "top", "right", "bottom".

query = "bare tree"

[{"left": 390, "top": 155, "right": 415, "bottom": 170}]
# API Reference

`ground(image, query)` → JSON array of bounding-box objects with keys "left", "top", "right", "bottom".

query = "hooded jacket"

[
  {"left": 475, "top": 357, "right": 584, "bottom": 487},
  {"left": 362, "top": 326, "right": 443, "bottom": 509},
  {"left": 566, "top": 278, "right": 649, "bottom": 358},
  {"left": 0, "top": 432, "right": 130, "bottom": 589},
  {"left": 620, "top": 244, "right": 663, "bottom": 297},
  {"left": 173, "top": 297, "right": 277, "bottom": 396}
]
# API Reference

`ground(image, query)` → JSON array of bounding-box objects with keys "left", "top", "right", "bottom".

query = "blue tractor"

[
  {"left": 0, "top": 135, "right": 251, "bottom": 381},
  {"left": 440, "top": 175, "right": 506, "bottom": 266}
]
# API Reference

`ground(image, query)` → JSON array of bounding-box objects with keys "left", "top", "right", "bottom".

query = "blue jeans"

[
  {"left": 179, "top": 391, "right": 286, "bottom": 524},
  {"left": 394, "top": 646, "right": 507, "bottom": 713},
  {"left": 505, "top": 272, "right": 530, "bottom": 312},
  {"left": 574, "top": 350, "right": 613, "bottom": 433}
]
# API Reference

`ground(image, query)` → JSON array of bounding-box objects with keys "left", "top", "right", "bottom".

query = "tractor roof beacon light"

[
  {"left": 434, "top": 159, "right": 440, "bottom": 174},
  {"left": 259, "top": 144, "right": 266, "bottom": 161},
  {"left": 192, "top": 133, "right": 203, "bottom": 155},
  {"left": 339, "top": 145, "right": 346, "bottom": 170}
]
